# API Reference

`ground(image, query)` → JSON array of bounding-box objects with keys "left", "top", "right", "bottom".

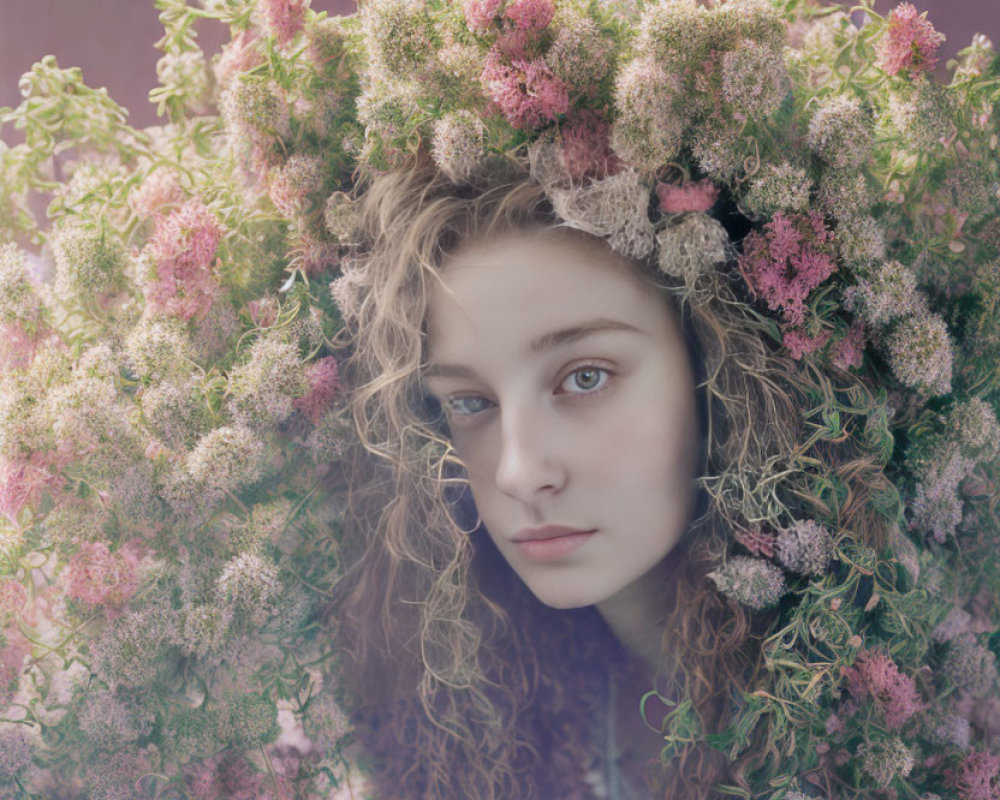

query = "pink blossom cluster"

[
  {"left": 843, "top": 648, "right": 923, "bottom": 729},
  {"left": 559, "top": 111, "right": 621, "bottom": 181},
  {"left": 62, "top": 540, "right": 145, "bottom": 613},
  {"left": 738, "top": 210, "right": 837, "bottom": 328},
  {"left": 144, "top": 198, "right": 224, "bottom": 322},
  {"left": 186, "top": 752, "right": 293, "bottom": 800},
  {"left": 0, "top": 321, "right": 38, "bottom": 372},
  {"left": 257, "top": 0, "right": 308, "bottom": 47},
  {"left": 831, "top": 322, "right": 867, "bottom": 370},
  {"left": 464, "top": 0, "right": 503, "bottom": 33},
  {"left": 945, "top": 750, "right": 1000, "bottom": 800},
  {"left": 130, "top": 167, "right": 184, "bottom": 220},
  {"left": 876, "top": 2, "right": 946, "bottom": 78},
  {"left": 504, "top": 0, "right": 554, "bottom": 35},
  {"left": 0, "top": 579, "right": 27, "bottom": 626},
  {"left": 215, "top": 30, "right": 265, "bottom": 89},
  {"left": 0, "top": 449, "right": 69, "bottom": 524},
  {"left": 657, "top": 178, "right": 719, "bottom": 214},
  {"left": 707, "top": 555, "right": 786, "bottom": 611},
  {"left": 781, "top": 326, "right": 831, "bottom": 360},
  {"left": 481, "top": 51, "right": 568, "bottom": 130},
  {"left": 910, "top": 442, "right": 973, "bottom": 543},
  {"left": 293, "top": 356, "right": 341, "bottom": 424},
  {"left": 0, "top": 626, "right": 30, "bottom": 706}
]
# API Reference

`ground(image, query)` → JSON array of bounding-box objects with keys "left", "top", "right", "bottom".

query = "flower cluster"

[{"left": 0, "top": 1, "right": 998, "bottom": 798}]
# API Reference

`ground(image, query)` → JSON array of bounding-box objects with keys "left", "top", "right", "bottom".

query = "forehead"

[{"left": 425, "top": 229, "right": 671, "bottom": 358}]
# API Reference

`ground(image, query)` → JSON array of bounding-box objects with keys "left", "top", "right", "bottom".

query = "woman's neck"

[{"left": 595, "top": 555, "right": 676, "bottom": 674}]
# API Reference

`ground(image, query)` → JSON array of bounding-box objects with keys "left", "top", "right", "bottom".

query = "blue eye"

[
  {"left": 445, "top": 395, "right": 494, "bottom": 417},
  {"left": 560, "top": 366, "right": 609, "bottom": 393}
]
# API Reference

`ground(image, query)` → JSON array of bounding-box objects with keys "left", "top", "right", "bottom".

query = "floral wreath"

[{"left": 0, "top": 0, "right": 998, "bottom": 798}]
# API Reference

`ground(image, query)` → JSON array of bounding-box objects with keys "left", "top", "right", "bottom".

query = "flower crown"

[{"left": 0, "top": 0, "right": 998, "bottom": 798}]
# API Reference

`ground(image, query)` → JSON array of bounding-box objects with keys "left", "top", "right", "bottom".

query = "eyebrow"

[{"left": 422, "top": 318, "right": 643, "bottom": 380}]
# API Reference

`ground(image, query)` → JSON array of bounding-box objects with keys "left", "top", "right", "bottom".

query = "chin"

[{"left": 528, "top": 585, "right": 608, "bottom": 611}]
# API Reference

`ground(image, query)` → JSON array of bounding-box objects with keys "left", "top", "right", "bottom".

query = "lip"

[{"left": 511, "top": 525, "right": 596, "bottom": 561}]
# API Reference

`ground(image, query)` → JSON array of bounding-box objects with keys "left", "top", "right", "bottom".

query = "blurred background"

[{"left": 0, "top": 0, "right": 997, "bottom": 129}]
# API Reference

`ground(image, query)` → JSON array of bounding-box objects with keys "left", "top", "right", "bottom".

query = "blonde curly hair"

[{"left": 330, "top": 158, "right": 894, "bottom": 799}]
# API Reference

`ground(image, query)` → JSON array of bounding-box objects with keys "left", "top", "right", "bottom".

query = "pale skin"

[{"left": 422, "top": 227, "right": 703, "bottom": 784}]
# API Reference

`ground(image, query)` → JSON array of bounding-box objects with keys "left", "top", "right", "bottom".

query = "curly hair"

[{"left": 329, "top": 159, "right": 896, "bottom": 799}]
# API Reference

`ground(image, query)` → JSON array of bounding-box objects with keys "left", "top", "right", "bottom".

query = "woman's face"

[{"left": 423, "top": 229, "right": 700, "bottom": 610}]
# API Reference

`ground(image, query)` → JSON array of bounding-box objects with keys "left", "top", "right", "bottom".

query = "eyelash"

[{"left": 443, "top": 364, "right": 614, "bottom": 420}]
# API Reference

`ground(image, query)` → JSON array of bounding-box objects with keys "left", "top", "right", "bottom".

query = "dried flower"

[
  {"left": 836, "top": 215, "right": 888, "bottom": 268},
  {"left": 817, "top": 170, "right": 875, "bottom": 221},
  {"left": 738, "top": 211, "right": 837, "bottom": 327},
  {"left": 887, "top": 83, "right": 953, "bottom": 151},
  {"left": 655, "top": 214, "right": 729, "bottom": 299},
  {"left": 858, "top": 736, "right": 915, "bottom": 787},
  {"left": 267, "top": 153, "right": 324, "bottom": 218},
  {"left": 124, "top": 316, "right": 194, "bottom": 383},
  {"left": 831, "top": 322, "right": 867, "bottom": 370},
  {"left": 876, "top": 2, "right": 945, "bottom": 78},
  {"left": 742, "top": 162, "right": 811, "bottom": 219},
  {"left": 885, "top": 310, "right": 953, "bottom": 396},
  {"left": 227, "top": 337, "right": 309, "bottom": 431},
  {"left": 214, "top": 29, "right": 264, "bottom": 89},
  {"left": 611, "top": 58, "right": 684, "bottom": 173},
  {"left": 708, "top": 556, "right": 786, "bottom": 611},
  {"left": 946, "top": 750, "right": 1000, "bottom": 800},
  {"left": 0, "top": 725, "right": 33, "bottom": 780},
  {"left": 0, "top": 244, "right": 42, "bottom": 327},
  {"left": 62, "top": 540, "right": 144, "bottom": 613},
  {"left": 807, "top": 95, "right": 872, "bottom": 170},
  {"left": 781, "top": 325, "right": 831, "bottom": 360},
  {"left": 657, "top": 179, "right": 719, "bottom": 214},
  {"left": 293, "top": 356, "right": 341, "bottom": 424},
  {"left": 942, "top": 633, "right": 1000, "bottom": 697},
  {"left": 432, "top": 111, "right": 488, "bottom": 183},
  {"left": 51, "top": 224, "right": 128, "bottom": 301},
  {"left": 361, "top": 0, "right": 437, "bottom": 79},
  {"left": 843, "top": 649, "right": 923, "bottom": 729},
  {"left": 721, "top": 38, "right": 789, "bottom": 120},
  {"left": 186, "top": 426, "right": 266, "bottom": 500},
  {"left": 775, "top": 520, "right": 833, "bottom": 575},
  {"left": 843, "top": 260, "right": 927, "bottom": 328},
  {"left": 78, "top": 688, "right": 157, "bottom": 750},
  {"left": 257, "top": 0, "right": 308, "bottom": 47},
  {"left": 547, "top": 12, "right": 613, "bottom": 97},
  {"left": 948, "top": 398, "right": 1000, "bottom": 460},
  {"left": 933, "top": 606, "right": 973, "bottom": 643},
  {"left": 558, "top": 110, "right": 620, "bottom": 182},
  {"left": 464, "top": 0, "right": 504, "bottom": 33},
  {"left": 143, "top": 198, "right": 224, "bottom": 321},
  {"left": 481, "top": 50, "right": 568, "bottom": 130},
  {"left": 216, "top": 552, "right": 281, "bottom": 626}
]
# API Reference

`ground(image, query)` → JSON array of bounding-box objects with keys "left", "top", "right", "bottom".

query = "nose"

[{"left": 493, "top": 404, "right": 567, "bottom": 502}]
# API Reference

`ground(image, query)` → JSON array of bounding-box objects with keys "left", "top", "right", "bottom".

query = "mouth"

[{"left": 511, "top": 525, "right": 596, "bottom": 561}]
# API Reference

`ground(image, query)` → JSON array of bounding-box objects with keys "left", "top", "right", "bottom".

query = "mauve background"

[{"left": 0, "top": 0, "right": 997, "bottom": 129}]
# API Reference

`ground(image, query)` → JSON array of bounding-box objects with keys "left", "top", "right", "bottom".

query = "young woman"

[{"left": 330, "top": 159, "right": 893, "bottom": 799}]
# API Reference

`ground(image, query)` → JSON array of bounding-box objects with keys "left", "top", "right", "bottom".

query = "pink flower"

[
  {"left": 946, "top": 750, "right": 1000, "bottom": 800},
  {"left": 781, "top": 325, "right": 831, "bottom": 360},
  {"left": 294, "top": 356, "right": 341, "bottom": 423},
  {"left": 831, "top": 322, "right": 867, "bottom": 370},
  {"left": 0, "top": 451, "right": 67, "bottom": 524},
  {"left": 656, "top": 179, "right": 720, "bottom": 214},
  {"left": 144, "top": 198, "right": 224, "bottom": 321},
  {"left": 0, "top": 627, "right": 30, "bottom": 706},
  {"left": 0, "top": 321, "right": 38, "bottom": 371},
  {"left": 504, "top": 0, "right": 554, "bottom": 34},
  {"left": 842, "top": 649, "right": 923, "bottom": 729},
  {"left": 130, "top": 168, "right": 184, "bottom": 219},
  {"left": 876, "top": 2, "right": 946, "bottom": 77},
  {"left": 62, "top": 540, "right": 145, "bottom": 614},
  {"left": 0, "top": 579, "right": 27, "bottom": 625},
  {"left": 559, "top": 110, "right": 621, "bottom": 181},
  {"left": 738, "top": 211, "right": 837, "bottom": 327},
  {"left": 248, "top": 296, "right": 280, "bottom": 328},
  {"left": 464, "top": 0, "right": 503, "bottom": 33},
  {"left": 481, "top": 49, "right": 569, "bottom": 130},
  {"left": 258, "top": 0, "right": 308, "bottom": 47},
  {"left": 215, "top": 29, "right": 264, "bottom": 88}
]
